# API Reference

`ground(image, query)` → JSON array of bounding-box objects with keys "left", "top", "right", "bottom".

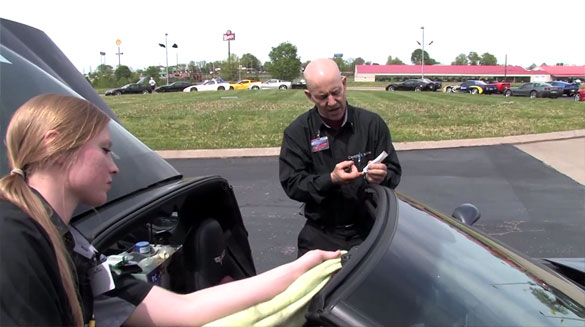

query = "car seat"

[{"left": 183, "top": 217, "right": 235, "bottom": 291}]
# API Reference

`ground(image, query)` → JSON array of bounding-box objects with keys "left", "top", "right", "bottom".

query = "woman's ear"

[{"left": 42, "top": 130, "right": 59, "bottom": 144}]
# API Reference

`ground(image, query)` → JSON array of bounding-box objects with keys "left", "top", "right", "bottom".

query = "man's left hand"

[{"left": 363, "top": 162, "right": 387, "bottom": 184}]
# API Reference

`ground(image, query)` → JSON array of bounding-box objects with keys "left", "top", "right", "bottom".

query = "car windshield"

[
  {"left": 121, "top": 84, "right": 132, "bottom": 89},
  {"left": 0, "top": 45, "right": 180, "bottom": 219},
  {"left": 341, "top": 196, "right": 585, "bottom": 326}
]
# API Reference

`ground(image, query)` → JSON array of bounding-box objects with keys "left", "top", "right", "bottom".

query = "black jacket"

[
  {"left": 279, "top": 104, "right": 401, "bottom": 226},
  {"left": 0, "top": 197, "right": 152, "bottom": 326}
]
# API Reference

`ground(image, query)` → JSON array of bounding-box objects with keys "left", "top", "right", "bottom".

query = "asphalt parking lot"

[{"left": 165, "top": 133, "right": 585, "bottom": 273}]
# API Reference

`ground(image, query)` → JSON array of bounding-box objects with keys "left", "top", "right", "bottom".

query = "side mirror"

[{"left": 451, "top": 203, "right": 481, "bottom": 226}]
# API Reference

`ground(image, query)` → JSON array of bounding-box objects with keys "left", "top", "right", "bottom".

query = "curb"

[{"left": 156, "top": 129, "right": 585, "bottom": 159}]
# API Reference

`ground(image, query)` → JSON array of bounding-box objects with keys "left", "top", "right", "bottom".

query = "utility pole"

[{"left": 115, "top": 39, "right": 123, "bottom": 67}]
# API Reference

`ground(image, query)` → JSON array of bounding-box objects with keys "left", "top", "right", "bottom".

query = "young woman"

[{"left": 0, "top": 93, "right": 339, "bottom": 326}]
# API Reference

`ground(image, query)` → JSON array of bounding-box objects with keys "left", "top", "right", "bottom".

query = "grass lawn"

[{"left": 102, "top": 90, "right": 585, "bottom": 150}]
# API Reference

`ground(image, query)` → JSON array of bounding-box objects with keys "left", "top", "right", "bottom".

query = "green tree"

[
  {"left": 88, "top": 64, "right": 116, "bottom": 88},
  {"left": 332, "top": 57, "right": 347, "bottom": 72},
  {"left": 452, "top": 54, "right": 469, "bottom": 65},
  {"left": 240, "top": 53, "right": 261, "bottom": 72},
  {"left": 188, "top": 61, "right": 199, "bottom": 73},
  {"left": 114, "top": 65, "right": 133, "bottom": 82},
  {"left": 220, "top": 54, "right": 239, "bottom": 81},
  {"left": 386, "top": 55, "right": 404, "bottom": 64},
  {"left": 144, "top": 66, "right": 161, "bottom": 84},
  {"left": 353, "top": 57, "right": 365, "bottom": 65},
  {"left": 467, "top": 52, "right": 481, "bottom": 65},
  {"left": 479, "top": 53, "right": 498, "bottom": 65},
  {"left": 411, "top": 49, "right": 438, "bottom": 65},
  {"left": 95, "top": 64, "right": 114, "bottom": 76},
  {"left": 266, "top": 42, "right": 302, "bottom": 81},
  {"left": 346, "top": 57, "right": 365, "bottom": 73},
  {"left": 527, "top": 63, "right": 537, "bottom": 70}
]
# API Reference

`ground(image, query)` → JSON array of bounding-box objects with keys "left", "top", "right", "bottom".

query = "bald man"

[{"left": 279, "top": 58, "right": 402, "bottom": 257}]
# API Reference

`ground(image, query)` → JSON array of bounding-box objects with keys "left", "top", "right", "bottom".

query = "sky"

[{"left": 3, "top": 0, "right": 585, "bottom": 74}]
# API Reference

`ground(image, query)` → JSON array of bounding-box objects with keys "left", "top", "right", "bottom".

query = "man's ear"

[{"left": 304, "top": 89, "right": 313, "bottom": 101}]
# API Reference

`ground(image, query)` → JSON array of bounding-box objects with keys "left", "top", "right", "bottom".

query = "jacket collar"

[
  {"left": 29, "top": 187, "right": 70, "bottom": 238},
  {"left": 309, "top": 103, "right": 355, "bottom": 135}
]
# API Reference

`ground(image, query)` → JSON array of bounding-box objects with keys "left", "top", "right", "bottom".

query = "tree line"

[{"left": 88, "top": 42, "right": 536, "bottom": 88}]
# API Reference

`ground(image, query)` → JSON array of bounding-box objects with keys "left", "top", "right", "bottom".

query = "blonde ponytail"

[
  {"left": 0, "top": 173, "right": 84, "bottom": 325},
  {"left": 1, "top": 94, "right": 110, "bottom": 326}
]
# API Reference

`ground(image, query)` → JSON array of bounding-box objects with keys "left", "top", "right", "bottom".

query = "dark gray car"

[{"left": 504, "top": 82, "right": 563, "bottom": 99}]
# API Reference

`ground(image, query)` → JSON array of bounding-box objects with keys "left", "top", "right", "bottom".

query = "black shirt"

[
  {"left": 279, "top": 103, "right": 401, "bottom": 226},
  {"left": 0, "top": 197, "right": 152, "bottom": 326}
]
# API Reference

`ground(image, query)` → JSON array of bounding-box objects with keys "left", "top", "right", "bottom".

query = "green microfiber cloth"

[{"left": 205, "top": 255, "right": 343, "bottom": 327}]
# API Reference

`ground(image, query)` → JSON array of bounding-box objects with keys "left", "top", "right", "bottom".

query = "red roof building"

[
  {"left": 353, "top": 64, "right": 584, "bottom": 83},
  {"left": 534, "top": 65, "right": 585, "bottom": 79}
]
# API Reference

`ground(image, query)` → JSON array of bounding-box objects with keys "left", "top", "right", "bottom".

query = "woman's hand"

[{"left": 294, "top": 249, "right": 341, "bottom": 275}]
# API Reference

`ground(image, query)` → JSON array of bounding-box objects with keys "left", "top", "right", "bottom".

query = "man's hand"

[
  {"left": 330, "top": 160, "right": 362, "bottom": 184},
  {"left": 363, "top": 162, "right": 387, "bottom": 184}
]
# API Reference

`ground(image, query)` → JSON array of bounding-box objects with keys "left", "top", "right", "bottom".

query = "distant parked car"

[
  {"left": 291, "top": 79, "right": 307, "bottom": 89},
  {"left": 574, "top": 89, "right": 585, "bottom": 102},
  {"left": 548, "top": 81, "right": 580, "bottom": 97},
  {"left": 155, "top": 81, "right": 195, "bottom": 93},
  {"left": 249, "top": 79, "right": 292, "bottom": 90},
  {"left": 504, "top": 83, "right": 563, "bottom": 99},
  {"left": 105, "top": 82, "right": 151, "bottom": 96},
  {"left": 487, "top": 81, "right": 511, "bottom": 94},
  {"left": 385, "top": 78, "right": 441, "bottom": 92},
  {"left": 443, "top": 84, "right": 461, "bottom": 93},
  {"left": 459, "top": 80, "right": 499, "bottom": 95},
  {"left": 183, "top": 79, "right": 231, "bottom": 92},
  {"left": 229, "top": 79, "right": 261, "bottom": 90}
]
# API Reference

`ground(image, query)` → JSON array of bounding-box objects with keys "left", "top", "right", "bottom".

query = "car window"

[
  {"left": 0, "top": 45, "right": 180, "bottom": 218},
  {"left": 342, "top": 198, "right": 585, "bottom": 326}
]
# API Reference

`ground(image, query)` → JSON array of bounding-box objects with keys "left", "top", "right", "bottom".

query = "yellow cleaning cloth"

[{"left": 205, "top": 256, "right": 343, "bottom": 327}]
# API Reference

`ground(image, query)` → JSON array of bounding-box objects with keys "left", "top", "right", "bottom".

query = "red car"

[
  {"left": 574, "top": 89, "right": 585, "bottom": 102},
  {"left": 489, "top": 81, "right": 511, "bottom": 94}
]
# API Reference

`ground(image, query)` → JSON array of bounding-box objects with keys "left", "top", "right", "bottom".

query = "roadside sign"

[{"left": 223, "top": 30, "right": 235, "bottom": 41}]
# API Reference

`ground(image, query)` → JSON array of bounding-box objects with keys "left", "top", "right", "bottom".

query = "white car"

[
  {"left": 183, "top": 79, "right": 231, "bottom": 92},
  {"left": 248, "top": 79, "right": 292, "bottom": 90}
]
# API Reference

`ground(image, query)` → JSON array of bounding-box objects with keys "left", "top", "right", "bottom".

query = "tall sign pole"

[
  {"left": 115, "top": 39, "right": 123, "bottom": 67},
  {"left": 223, "top": 30, "right": 235, "bottom": 78}
]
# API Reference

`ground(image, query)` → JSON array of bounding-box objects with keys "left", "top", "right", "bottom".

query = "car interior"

[{"left": 98, "top": 177, "right": 256, "bottom": 294}]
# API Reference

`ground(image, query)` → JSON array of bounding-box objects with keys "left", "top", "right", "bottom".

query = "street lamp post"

[
  {"left": 421, "top": 26, "right": 425, "bottom": 79},
  {"left": 417, "top": 27, "right": 433, "bottom": 79},
  {"left": 172, "top": 43, "right": 178, "bottom": 72},
  {"left": 158, "top": 33, "right": 169, "bottom": 85},
  {"left": 159, "top": 34, "right": 179, "bottom": 85}
]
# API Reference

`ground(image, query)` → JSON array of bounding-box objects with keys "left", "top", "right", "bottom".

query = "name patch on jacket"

[{"left": 311, "top": 136, "right": 330, "bottom": 152}]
